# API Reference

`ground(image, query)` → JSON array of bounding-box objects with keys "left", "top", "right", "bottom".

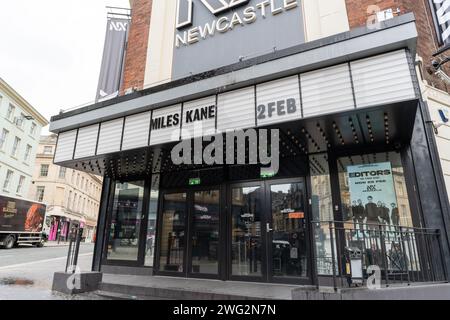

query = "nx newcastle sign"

[
  {"left": 171, "top": 0, "right": 304, "bottom": 78},
  {"left": 175, "top": 0, "right": 299, "bottom": 47},
  {"left": 429, "top": 0, "right": 450, "bottom": 47}
]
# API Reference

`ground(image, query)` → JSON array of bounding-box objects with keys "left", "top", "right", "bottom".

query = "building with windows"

[
  {"left": 0, "top": 77, "right": 48, "bottom": 199},
  {"left": 28, "top": 135, "right": 102, "bottom": 242},
  {"left": 48, "top": 0, "right": 450, "bottom": 297}
]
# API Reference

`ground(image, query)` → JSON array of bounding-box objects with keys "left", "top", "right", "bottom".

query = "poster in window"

[{"left": 347, "top": 162, "right": 399, "bottom": 226}]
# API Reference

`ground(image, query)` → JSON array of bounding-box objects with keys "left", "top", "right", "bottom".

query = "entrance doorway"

[
  {"left": 155, "top": 178, "right": 311, "bottom": 284},
  {"left": 156, "top": 188, "right": 221, "bottom": 278},
  {"left": 229, "top": 178, "right": 311, "bottom": 284}
]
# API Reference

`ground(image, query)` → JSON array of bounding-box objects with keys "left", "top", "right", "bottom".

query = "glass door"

[
  {"left": 229, "top": 182, "right": 266, "bottom": 281},
  {"left": 188, "top": 189, "right": 220, "bottom": 277},
  {"left": 158, "top": 192, "right": 188, "bottom": 274},
  {"left": 156, "top": 188, "right": 221, "bottom": 278},
  {"left": 266, "top": 179, "right": 311, "bottom": 284}
]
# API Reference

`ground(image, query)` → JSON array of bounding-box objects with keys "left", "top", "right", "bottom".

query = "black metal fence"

[
  {"left": 311, "top": 221, "right": 448, "bottom": 289},
  {"left": 65, "top": 225, "right": 83, "bottom": 273}
]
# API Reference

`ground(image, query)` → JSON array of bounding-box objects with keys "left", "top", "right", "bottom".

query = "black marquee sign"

[{"left": 429, "top": 0, "right": 450, "bottom": 48}]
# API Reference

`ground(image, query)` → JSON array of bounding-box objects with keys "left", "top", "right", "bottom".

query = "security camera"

[{"left": 432, "top": 59, "right": 441, "bottom": 70}]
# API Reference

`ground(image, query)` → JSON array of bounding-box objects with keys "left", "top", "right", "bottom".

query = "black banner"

[
  {"left": 429, "top": 0, "right": 450, "bottom": 47},
  {"left": 96, "top": 17, "right": 130, "bottom": 102}
]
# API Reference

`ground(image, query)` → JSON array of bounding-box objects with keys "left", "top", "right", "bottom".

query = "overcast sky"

[{"left": 0, "top": 0, "right": 130, "bottom": 133}]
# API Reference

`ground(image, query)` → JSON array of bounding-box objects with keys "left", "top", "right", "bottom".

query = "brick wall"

[
  {"left": 120, "top": 0, "right": 152, "bottom": 94},
  {"left": 345, "top": 0, "right": 450, "bottom": 93}
]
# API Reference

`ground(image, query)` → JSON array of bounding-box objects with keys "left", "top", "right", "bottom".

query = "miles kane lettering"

[
  {"left": 150, "top": 105, "right": 216, "bottom": 131},
  {"left": 349, "top": 170, "right": 392, "bottom": 178},
  {"left": 185, "top": 105, "right": 216, "bottom": 123}
]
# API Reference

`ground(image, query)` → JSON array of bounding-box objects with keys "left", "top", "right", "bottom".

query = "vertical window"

[
  {"left": 24, "top": 144, "right": 32, "bottom": 162},
  {"left": 71, "top": 171, "right": 75, "bottom": 184},
  {"left": 309, "top": 153, "right": 335, "bottom": 276},
  {"left": 145, "top": 175, "right": 160, "bottom": 267},
  {"left": 16, "top": 175, "right": 25, "bottom": 194},
  {"left": 17, "top": 113, "right": 25, "bottom": 129},
  {"left": 68, "top": 191, "right": 73, "bottom": 209},
  {"left": 11, "top": 136, "right": 21, "bottom": 157},
  {"left": 76, "top": 174, "right": 80, "bottom": 187},
  {"left": 43, "top": 146, "right": 53, "bottom": 154},
  {"left": 30, "top": 122, "right": 37, "bottom": 136},
  {"left": 40, "top": 164, "right": 49, "bottom": 177},
  {"left": 36, "top": 186, "right": 45, "bottom": 202},
  {"left": 6, "top": 104, "right": 15, "bottom": 121},
  {"left": 58, "top": 167, "right": 67, "bottom": 179},
  {"left": 3, "top": 170, "right": 14, "bottom": 190},
  {"left": 107, "top": 181, "right": 145, "bottom": 261},
  {"left": 0, "top": 129, "right": 9, "bottom": 151}
]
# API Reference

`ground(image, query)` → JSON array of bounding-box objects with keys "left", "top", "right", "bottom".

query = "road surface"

[{"left": 0, "top": 243, "right": 98, "bottom": 300}]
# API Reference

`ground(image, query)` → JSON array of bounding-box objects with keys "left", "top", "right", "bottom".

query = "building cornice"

[{"left": 0, "top": 77, "right": 49, "bottom": 126}]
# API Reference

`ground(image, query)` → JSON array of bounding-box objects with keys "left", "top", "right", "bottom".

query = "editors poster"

[{"left": 347, "top": 162, "right": 398, "bottom": 225}]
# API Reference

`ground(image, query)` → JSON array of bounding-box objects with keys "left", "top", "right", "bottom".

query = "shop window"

[
  {"left": 107, "top": 180, "right": 145, "bottom": 261},
  {"left": 337, "top": 152, "right": 413, "bottom": 228},
  {"left": 145, "top": 174, "right": 160, "bottom": 267},
  {"left": 309, "top": 153, "right": 336, "bottom": 276}
]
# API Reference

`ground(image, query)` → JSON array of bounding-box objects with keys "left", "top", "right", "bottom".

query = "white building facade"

[
  {"left": 29, "top": 135, "right": 102, "bottom": 242},
  {"left": 0, "top": 77, "right": 48, "bottom": 199}
]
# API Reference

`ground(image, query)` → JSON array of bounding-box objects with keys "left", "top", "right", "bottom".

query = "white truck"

[{"left": 0, "top": 194, "right": 47, "bottom": 249}]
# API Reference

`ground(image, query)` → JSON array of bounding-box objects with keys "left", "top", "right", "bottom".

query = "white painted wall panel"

[
  {"left": 217, "top": 87, "right": 255, "bottom": 132},
  {"left": 74, "top": 124, "right": 99, "bottom": 159},
  {"left": 150, "top": 104, "right": 182, "bottom": 146},
  {"left": 122, "top": 112, "right": 151, "bottom": 150},
  {"left": 445, "top": 175, "right": 450, "bottom": 199},
  {"left": 351, "top": 50, "right": 416, "bottom": 108},
  {"left": 301, "top": 63, "right": 354, "bottom": 117},
  {"left": 181, "top": 96, "right": 216, "bottom": 139},
  {"left": 54, "top": 130, "right": 77, "bottom": 163},
  {"left": 256, "top": 76, "right": 302, "bottom": 127},
  {"left": 436, "top": 136, "right": 450, "bottom": 160},
  {"left": 97, "top": 118, "right": 124, "bottom": 155}
]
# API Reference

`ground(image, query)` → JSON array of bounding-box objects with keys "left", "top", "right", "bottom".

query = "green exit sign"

[
  {"left": 189, "top": 178, "right": 201, "bottom": 186},
  {"left": 261, "top": 172, "right": 276, "bottom": 179}
]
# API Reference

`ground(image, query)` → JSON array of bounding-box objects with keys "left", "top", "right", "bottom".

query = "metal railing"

[
  {"left": 311, "top": 221, "right": 448, "bottom": 290},
  {"left": 65, "top": 225, "right": 83, "bottom": 273}
]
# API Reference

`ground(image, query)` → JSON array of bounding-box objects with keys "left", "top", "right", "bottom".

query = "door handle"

[{"left": 266, "top": 223, "right": 273, "bottom": 233}]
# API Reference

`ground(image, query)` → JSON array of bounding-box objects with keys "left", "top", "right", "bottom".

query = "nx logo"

[
  {"left": 109, "top": 21, "right": 128, "bottom": 32},
  {"left": 176, "top": 0, "right": 250, "bottom": 29},
  {"left": 431, "top": 0, "right": 450, "bottom": 44}
]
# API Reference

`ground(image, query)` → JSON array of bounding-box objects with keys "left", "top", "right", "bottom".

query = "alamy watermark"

[{"left": 170, "top": 122, "right": 280, "bottom": 176}]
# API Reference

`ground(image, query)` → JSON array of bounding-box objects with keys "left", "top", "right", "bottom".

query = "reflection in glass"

[
  {"left": 309, "top": 154, "right": 336, "bottom": 275},
  {"left": 191, "top": 190, "right": 220, "bottom": 275},
  {"left": 107, "top": 181, "right": 144, "bottom": 261},
  {"left": 231, "top": 186, "right": 262, "bottom": 277},
  {"left": 270, "top": 183, "right": 307, "bottom": 278},
  {"left": 159, "top": 193, "right": 186, "bottom": 272},
  {"left": 145, "top": 175, "right": 160, "bottom": 267}
]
